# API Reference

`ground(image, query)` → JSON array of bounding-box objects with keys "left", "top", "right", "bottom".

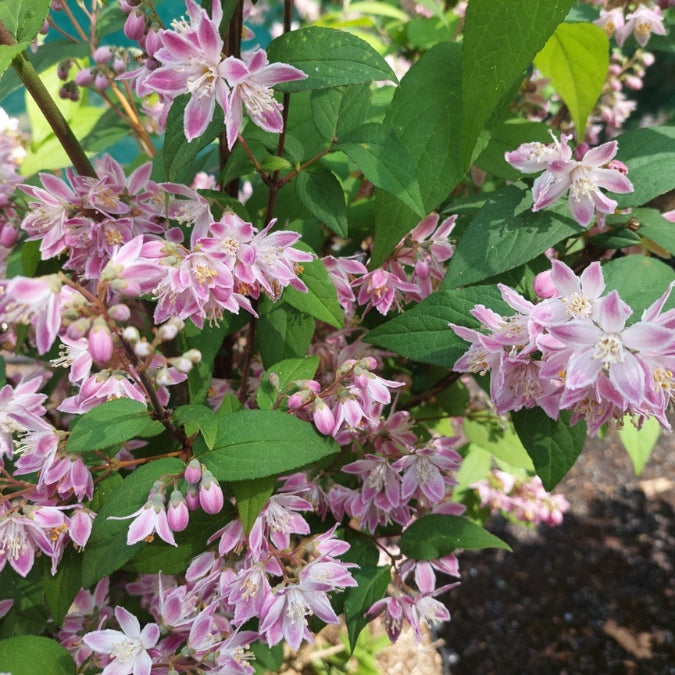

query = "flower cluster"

[
  {"left": 451, "top": 259, "right": 675, "bottom": 434},
  {"left": 595, "top": 4, "right": 667, "bottom": 47},
  {"left": 323, "top": 212, "right": 456, "bottom": 316},
  {"left": 120, "top": 0, "right": 307, "bottom": 145},
  {"left": 472, "top": 470, "right": 570, "bottom": 526},
  {"left": 505, "top": 134, "right": 634, "bottom": 227}
]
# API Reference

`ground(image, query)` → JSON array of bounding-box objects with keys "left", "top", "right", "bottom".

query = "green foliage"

[
  {"left": 282, "top": 244, "right": 344, "bottom": 329},
  {"left": 461, "top": 0, "right": 574, "bottom": 166},
  {"left": 442, "top": 185, "right": 580, "bottom": 289},
  {"left": 463, "top": 414, "right": 535, "bottom": 471},
  {"left": 618, "top": 416, "right": 661, "bottom": 476},
  {"left": 81, "top": 458, "right": 186, "bottom": 587},
  {"left": 257, "top": 299, "right": 316, "bottom": 368},
  {"left": 399, "top": 514, "right": 511, "bottom": 559},
  {"left": 42, "top": 548, "right": 82, "bottom": 626},
  {"left": 372, "top": 42, "right": 463, "bottom": 266},
  {"left": 344, "top": 565, "right": 391, "bottom": 651},
  {"left": 310, "top": 84, "right": 372, "bottom": 141},
  {"left": 66, "top": 398, "right": 164, "bottom": 454},
  {"left": 614, "top": 126, "right": 675, "bottom": 208},
  {"left": 295, "top": 168, "right": 349, "bottom": 239},
  {"left": 161, "top": 93, "right": 226, "bottom": 181},
  {"left": 336, "top": 123, "right": 425, "bottom": 217},
  {"left": 603, "top": 255, "right": 675, "bottom": 321},
  {"left": 512, "top": 409, "right": 587, "bottom": 490},
  {"left": 0, "top": 0, "right": 52, "bottom": 43},
  {"left": 173, "top": 404, "right": 218, "bottom": 449},
  {"left": 534, "top": 22, "right": 608, "bottom": 136},
  {"left": 267, "top": 27, "right": 396, "bottom": 92},
  {"left": 0, "top": 636, "right": 76, "bottom": 675},
  {"left": 366, "top": 286, "right": 509, "bottom": 367},
  {"left": 193, "top": 409, "right": 339, "bottom": 481},
  {"left": 232, "top": 475, "right": 276, "bottom": 534}
]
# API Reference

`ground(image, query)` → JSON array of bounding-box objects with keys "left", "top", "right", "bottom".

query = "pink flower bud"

[
  {"left": 108, "top": 304, "right": 131, "bottom": 321},
  {"left": 67, "top": 317, "right": 91, "bottom": 340},
  {"left": 312, "top": 399, "right": 335, "bottom": 435},
  {"left": 124, "top": 9, "right": 147, "bottom": 41},
  {"left": 88, "top": 319, "right": 114, "bottom": 365},
  {"left": 93, "top": 46, "right": 113, "bottom": 64},
  {"left": 607, "top": 159, "right": 629, "bottom": 175},
  {"left": 113, "top": 57, "right": 127, "bottom": 74},
  {"left": 94, "top": 73, "right": 109, "bottom": 91},
  {"left": 199, "top": 471, "right": 224, "bottom": 514},
  {"left": 167, "top": 490, "right": 189, "bottom": 532},
  {"left": 641, "top": 51, "right": 655, "bottom": 67},
  {"left": 624, "top": 75, "right": 643, "bottom": 90},
  {"left": 0, "top": 224, "right": 19, "bottom": 247},
  {"left": 533, "top": 270, "right": 558, "bottom": 299},
  {"left": 184, "top": 458, "right": 202, "bottom": 485},
  {"left": 74, "top": 68, "right": 94, "bottom": 86},
  {"left": 185, "top": 485, "right": 200, "bottom": 511},
  {"left": 573, "top": 142, "right": 590, "bottom": 161}
]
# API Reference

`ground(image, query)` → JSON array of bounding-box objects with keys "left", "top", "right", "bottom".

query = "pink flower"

[
  {"left": 221, "top": 49, "right": 307, "bottom": 149},
  {"left": 0, "top": 275, "right": 65, "bottom": 353},
  {"left": 616, "top": 4, "right": 666, "bottom": 47},
  {"left": 144, "top": 0, "right": 229, "bottom": 141},
  {"left": 108, "top": 489, "right": 177, "bottom": 547},
  {"left": 595, "top": 8, "right": 625, "bottom": 38},
  {"left": 83, "top": 605, "right": 159, "bottom": 675},
  {"left": 506, "top": 137, "right": 634, "bottom": 227},
  {"left": 547, "top": 291, "right": 675, "bottom": 406}
]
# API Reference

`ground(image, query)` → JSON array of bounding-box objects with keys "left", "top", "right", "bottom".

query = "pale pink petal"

[{"left": 582, "top": 141, "right": 617, "bottom": 166}]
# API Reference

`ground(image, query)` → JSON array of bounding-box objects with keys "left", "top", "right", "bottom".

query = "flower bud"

[
  {"left": 124, "top": 9, "right": 147, "bottom": 42},
  {"left": 532, "top": 270, "right": 557, "bottom": 299},
  {"left": 94, "top": 72, "right": 109, "bottom": 91},
  {"left": 113, "top": 57, "right": 127, "bottom": 74},
  {"left": 167, "top": 490, "right": 189, "bottom": 532},
  {"left": 122, "top": 325, "right": 140, "bottom": 343},
  {"left": 0, "top": 224, "right": 19, "bottom": 247},
  {"left": 133, "top": 339, "right": 152, "bottom": 358},
  {"left": 108, "top": 304, "right": 131, "bottom": 321},
  {"left": 184, "top": 458, "right": 202, "bottom": 485},
  {"left": 74, "top": 68, "right": 94, "bottom": 87},
  {"left": 170, "top": 357, "right": 193, "bottom": 374},
  {"left": 93, "top": 46, "right": 113, "bottom": 64},
  {"left": 199, "top": 470, "right": 224, "bottom": 514},
  {"left": 88, "top": 320, "right": 114, "bottom": 364},
  {"left": 67, "top": 317, "right": 92, "bottom": 340},
  {"left": 183, "top": 348, "right": 201, "bottom": 364},
  {"left": 185, "top": 485, "right": 200, "bottom": 510},
  {"left": 57, "top": 59, "right": 71, "bottom": 80}
]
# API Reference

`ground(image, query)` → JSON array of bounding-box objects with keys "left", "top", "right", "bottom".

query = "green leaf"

[
  {"left": 174, "top": 404, "right": 217, "bottom": 449},
  {"left": 630, "top": 208, "right": 675, "bottom": 256},
  {"left": 310, "top": 84, "right": 371, "bottom": 141},
  {"left": 407, "top": 15, "right": 458, "bottom": 50},
  {"left": 81, "top": 458, "right": 186, "bottom": 587},
  {"left": 295, "top": 168, "right": 348, "bottom": 238},
  {"left": 232, "top": 475, "right": 276, "bottom": 534},
  {"left": 0, "top": 563, "right": 49, "bottom": 638},
  {"left": 80, "top": 107, "right": 131, "bottom": 154},
  {"left": 336, "top": 123, "right": 425, "bottom": 217},
  {"left": 282, "top": 247, "right": 344, "bottom": 329},
  {"left": 266, "top": 27, "right": 396, "bottom": 92},
  {"left": 442, "top": 185, "right": 580, "bottom": 289},
  {"left": 251, "top": 641, "right": 285, "bottom": 672},
  {"left": 614, "top": 126, "right": 675, "bottom": 209},
  {"left": 452, "top": 443, "right": 493, "bottom": 500},
  {"left": 511, "top": 409, "right": 587, "bottom": 490},
  {"left": 344, "top": 565, "right": 391, "bottom": 651},
  {"left": 461, "top": 0, "right": 574, "bottom": 167},
  {"left": 163, "top": 93, "right": 225, "bottom": 181},
  {"left": 0, "top": 636, "right": 75, "bottom": 675},
  {"left": 602, "top": 255, "right": 675, "bottom": 321},
  {"left": 365, "top": 286, "right": 509, "bottom": 367},
  {"left": 193, "top": 409, "right": 339, "bottom": 481},
  {"left": 399, "top": 514, "right": 511, "bottom": 560},
  {"left": 618, "top": 416, "right": 660, "bottom": 476},
  {"left": 0, "top": 0, "right": 51, "bottom": 42},
  {"left": 257, "top": 300, "right": 316, "bottom": 368},
  {"left": 534, "top": 23, "right": 608, "bottom": 136},
  {"left": 372, "top": 42, "right": 463, "bottom": 266},
  {"left": 463, "top": 415, "right": 535, "bottom": 471},
  {"left": 42, "top": 547, "right": 82, "bottom": 626},
  {"left": 66, "top": 399, "right": 162, "bottom": 454},
  {"left": 256, "top": 356, "right": 320, "bottom": 410},
  {"left": 0, "top": 43, "right": 29, "bottom": 79}
]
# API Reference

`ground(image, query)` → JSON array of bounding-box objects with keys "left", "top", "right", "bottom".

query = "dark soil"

[{"left": 438, "top": 429, "right": 675, "bottom": 675}]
